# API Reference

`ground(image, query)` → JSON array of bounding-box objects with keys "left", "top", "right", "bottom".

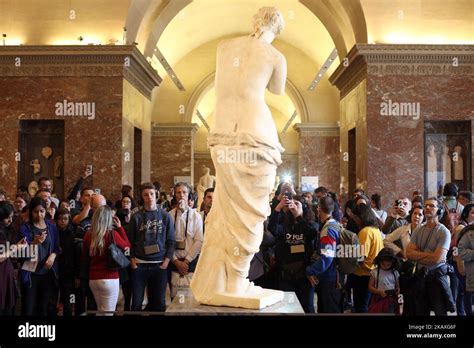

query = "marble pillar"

[
  {"left": 0, "top": 45, "right": 160, "bottom": 201},
  {"left": 151, "top": 123, "right": 199, "bottom": 190},
  {"left": 330, "top": 44, "right": 474, "bottom": 207},
  {"left": 294, "top": 123, "right": 340, "bottom": 192}
]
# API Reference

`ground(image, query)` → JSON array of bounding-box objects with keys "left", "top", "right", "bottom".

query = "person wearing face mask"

[
  {"left": 168, "top": 182, "right": 203, "bottom": 299},
  {"left": 18, "top": 197, "right": 60, "bottom": 316}
]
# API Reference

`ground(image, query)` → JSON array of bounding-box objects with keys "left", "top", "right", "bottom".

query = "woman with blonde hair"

[{"left": 83, "top": 205, "right": 130, "bottom": 315}]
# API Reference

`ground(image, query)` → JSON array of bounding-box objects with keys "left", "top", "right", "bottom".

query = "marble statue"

[
  {"left": 28, "top": 181, "right": 38, "bottom": 197},
  {"left": 426, "top": 144, "right": 437, "bottom": 197},
  {"left": 453, "top": 145, "right": 464, "bottom": 180},
  {"left": 441, "top": 145, "right": 451, "bottom": 185},
  {"left": 30, "top": 159, "right": 41, "bottom": 175},
  {"left": 41, "top": 146, "right": 53, "bottom": 159},
  {"left": 274, "top": 175, "right": 281, "bottom": 191},
  {"left": 196, "top": 167, "right": 216, "bottom": 209},
  {"left": 191, "top": 7, "right": 287, "bottom": 309}
]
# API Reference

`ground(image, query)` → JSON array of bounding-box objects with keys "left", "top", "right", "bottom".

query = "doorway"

[
  {"left": 134, "top": 127, "right": 142, "bottom": 198},
  {"left": 18, "top": 120, "right": 65, "bottom": 198},
  {"left": 348, "top": 128, "right": 356, "bottom": 194}
]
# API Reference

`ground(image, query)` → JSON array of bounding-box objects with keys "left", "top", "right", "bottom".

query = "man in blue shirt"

[{"left": 306, "top": 196, "right": 343, "bottom": 313}]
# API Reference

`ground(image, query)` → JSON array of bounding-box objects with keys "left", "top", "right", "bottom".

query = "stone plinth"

[{"left": 166, "top": 289, "right": 304, "bottom": 315}]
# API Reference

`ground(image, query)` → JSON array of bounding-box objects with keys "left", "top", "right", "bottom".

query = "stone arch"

[
  {"left": 125, "top": 0, "right": 367, "bottom": 63},
  {"left": 299, "top": 0, "right": 367, "bottom": 60}
]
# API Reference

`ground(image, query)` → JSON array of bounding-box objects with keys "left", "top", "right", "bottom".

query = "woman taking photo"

[
  {"left": 19, "top": 197, "right": 60, "bottom": 316},
  {"left": 83, "top": 205, "right": 130, "bottom": 315}
]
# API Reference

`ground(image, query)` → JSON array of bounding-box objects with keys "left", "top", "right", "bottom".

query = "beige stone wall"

[
  {"left": 122, "top": 79, "right": 153, "bottom": 186},
  {"left": 339, "top": 79, "right": 368, "bottom": 194}
]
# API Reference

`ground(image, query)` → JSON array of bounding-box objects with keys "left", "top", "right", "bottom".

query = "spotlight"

[{"left": 282, "top": 174, "right": 292, "bottom": 183}]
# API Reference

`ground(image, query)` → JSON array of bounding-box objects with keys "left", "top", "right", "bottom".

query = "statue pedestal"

[{"left": 166, "top": 289, "right": 304, "bottom": 315}]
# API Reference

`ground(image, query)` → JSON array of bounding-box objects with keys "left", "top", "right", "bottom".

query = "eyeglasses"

[{"left": 425, "top": 203, "right": 437, "bottom": 208}]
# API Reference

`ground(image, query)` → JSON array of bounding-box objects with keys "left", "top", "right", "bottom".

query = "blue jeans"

[
  {"left": 413, "top": 272, "right": 453, "bottom": 316},
  {"left": 131, "top": 263, "right": 167, "bottom": 312},
  {"left": 465, "top": 291, "right": 473, "bottom": 316},
  {"left": 449, "top": 261, "right": 466, "bottom": 315}
]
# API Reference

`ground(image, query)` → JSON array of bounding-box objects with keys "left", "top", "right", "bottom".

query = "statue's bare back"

[{"left": 213, "top": 36, "right": 287, "bottom": 149}]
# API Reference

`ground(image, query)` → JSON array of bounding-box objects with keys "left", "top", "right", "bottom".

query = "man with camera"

[
  {"left": 406, "top": 197, "right": 455, "bottom": 315},
  {"left": 382, "top": 197, "right": 412, "bottom": 235},
  {"left": 128, "top": 182, "right": 175, "bottom": 312},
  {"left": 268, "top": 189, "right": 318, "bottom": 313},
  {"left": 168, "top": 182, "right": 203, "bottom": 299}
]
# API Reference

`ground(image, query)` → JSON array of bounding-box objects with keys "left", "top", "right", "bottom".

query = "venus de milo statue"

[{"left": 190, "top": 7, "right": 287, "bottom": 309}]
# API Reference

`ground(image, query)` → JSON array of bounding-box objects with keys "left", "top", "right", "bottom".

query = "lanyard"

[
  {"left": 174, "top": 209, "right": 190, "bottom": 238},
  {"left": 202, "top": 211, "right": 208, "bottom": 234}
]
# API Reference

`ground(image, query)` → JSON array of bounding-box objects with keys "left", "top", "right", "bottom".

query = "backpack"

[
  {"left": 442, "top": 201, "right": 462, "bottom": 232},
  {"left": 456, "top": 224, "right": 474, "bottom": 248},
  {"left": 328, "top": 222, "right": 361, "bottom": 274}
]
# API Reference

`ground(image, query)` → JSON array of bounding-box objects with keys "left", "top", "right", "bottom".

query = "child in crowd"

[
  {"left": 368, "top": 247, "right": 401, "bottom": 314},
  {"left": 56, "top": 209, "right": 76, "bottom": 316}
]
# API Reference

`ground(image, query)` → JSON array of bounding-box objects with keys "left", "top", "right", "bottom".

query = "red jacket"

[{"left": 83, "top": 227, "right": 130, "bottom": 280}]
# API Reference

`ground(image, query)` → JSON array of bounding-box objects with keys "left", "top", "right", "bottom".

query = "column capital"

[
  {"left": 293, "top": 123, "right": 339, "bottom": 137},
  {"left": 329, "top": 44, "right": 474, "bottom": 98},
  {"left": 152, "top": 123, "right": 199, "bottom": 137},
  {"left": 0, "top": 45, "right": 161, "bottom": 99}
]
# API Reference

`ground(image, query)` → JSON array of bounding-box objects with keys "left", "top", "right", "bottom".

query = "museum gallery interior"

[{"left": 0, "top": 0, "right": 473, "bottom": 318}]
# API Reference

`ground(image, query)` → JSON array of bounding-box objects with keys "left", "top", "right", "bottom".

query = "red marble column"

[
  {"left": 294, "top": 123, "right": 341, "bottom": 193},
  {"left": 0, "top": 46, "right": 161, "bottom": 202},
  {"left": 150, "top": 123, "right": 199, "bottom": 190},
  {"left": 330, "top": 44, "right": 474, "bottom": 208}
]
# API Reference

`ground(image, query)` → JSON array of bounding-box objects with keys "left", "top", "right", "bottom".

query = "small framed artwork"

[
  {"left": 174, "top": 176, "right": 192, "bottom": 186},
  {"left": 301, "top": 176, "right": 319, "bottom": 193}
]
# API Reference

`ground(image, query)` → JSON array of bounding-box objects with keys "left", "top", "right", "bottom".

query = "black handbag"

[{"left": 107, "top": 230, "right": 130, "bottom": 270}]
